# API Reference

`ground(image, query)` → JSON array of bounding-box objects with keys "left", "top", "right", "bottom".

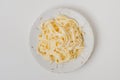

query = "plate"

[{"left": 29, "top": 8, "right": 94, "bottom": 73}]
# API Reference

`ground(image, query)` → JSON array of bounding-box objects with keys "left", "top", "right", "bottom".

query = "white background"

[{"left": 0, "top": 0, "right": 120, "bottom": 80}]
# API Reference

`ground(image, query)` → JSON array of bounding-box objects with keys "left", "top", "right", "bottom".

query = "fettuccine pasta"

[{"left": 37, "top": 15, "right": 84, "bottom": 63}]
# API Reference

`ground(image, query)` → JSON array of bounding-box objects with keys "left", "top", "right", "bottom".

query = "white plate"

[{"left": 29, "top": 8, "right": 94, "bottom": 73}]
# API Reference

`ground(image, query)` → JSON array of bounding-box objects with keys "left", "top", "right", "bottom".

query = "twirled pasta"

[{"left": 37, "top": 15, "right": 84, "bottom": 63}]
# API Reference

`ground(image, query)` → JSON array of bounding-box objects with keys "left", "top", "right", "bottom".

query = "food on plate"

[{"left": 37, "top": 15, "right": 84, "bottom": 63}]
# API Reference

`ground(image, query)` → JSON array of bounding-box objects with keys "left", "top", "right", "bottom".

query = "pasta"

[{"left": 37, "top": 15, "right": 84, "bottom": 63}]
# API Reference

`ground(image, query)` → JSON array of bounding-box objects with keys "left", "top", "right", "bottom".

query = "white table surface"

[{"left": 0, "top": 0, "right": 120, "bottom": 80}]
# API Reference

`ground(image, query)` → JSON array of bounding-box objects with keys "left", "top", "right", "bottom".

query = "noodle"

[{"left": 37, "top": 15, "right": 84, "bottom": 63}]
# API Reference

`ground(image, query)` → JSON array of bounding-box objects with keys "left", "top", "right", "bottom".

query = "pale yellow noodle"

[{"left": 37, "top": 15, "right": 84, "bottom": 63}]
